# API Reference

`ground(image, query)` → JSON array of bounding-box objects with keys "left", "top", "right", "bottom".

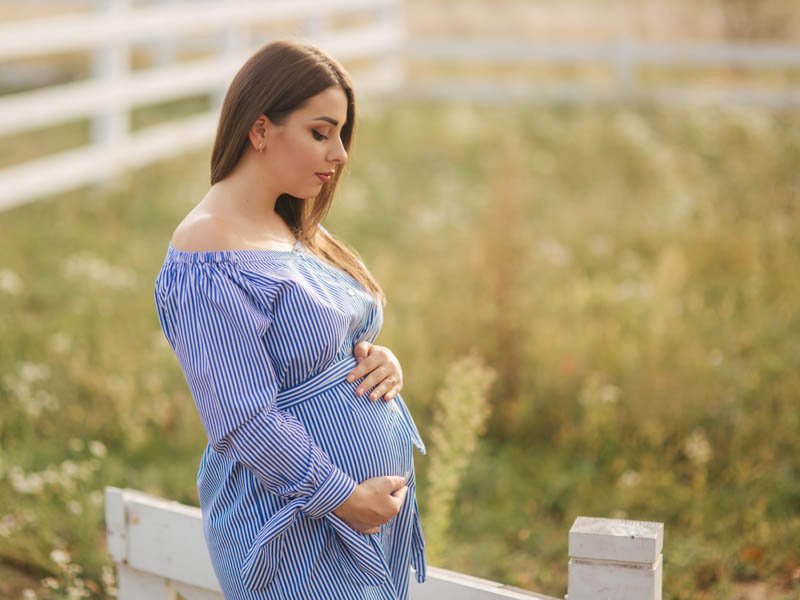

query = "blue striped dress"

[{"left": 154, "top": 233, "right": 427, "bottom": 600}]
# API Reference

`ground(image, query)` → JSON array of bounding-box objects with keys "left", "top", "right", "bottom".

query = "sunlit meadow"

[{"left": 1, "top": 99, "right": 799, "bottom": 599}]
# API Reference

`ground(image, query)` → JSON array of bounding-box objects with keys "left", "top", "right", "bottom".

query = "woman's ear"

[{"left": 248, "top": 114, "right": 270, "bottom": 152}]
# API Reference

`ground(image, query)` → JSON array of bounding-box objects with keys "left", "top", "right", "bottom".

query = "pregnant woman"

[{"left": 154, "top": 40, "right": 426, "bottom": 599}]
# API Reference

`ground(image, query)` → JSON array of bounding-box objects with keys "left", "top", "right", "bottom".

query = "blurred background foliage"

[
  {"left": 1, "top": 97, "right": 798, "bottom": 599},
  {"left": 1, "top": 1, "right": 800, "bottom": 599}
]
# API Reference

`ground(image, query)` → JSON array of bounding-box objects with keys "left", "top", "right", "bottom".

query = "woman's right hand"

[{"left": 332, "top": 475, "right": 408, "bottom": 534}]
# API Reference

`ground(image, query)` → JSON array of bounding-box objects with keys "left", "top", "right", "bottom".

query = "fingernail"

[
  {"left": 356, "top": 388, "right": 362, "bottom": 395},
  {"left": 346, "top": 375, "right": 353, "bottom": 382}
]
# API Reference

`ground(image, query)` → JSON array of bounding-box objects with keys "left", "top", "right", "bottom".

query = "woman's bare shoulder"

[{"left": 170, "top": 211, "right": 238, "bottom": 252}]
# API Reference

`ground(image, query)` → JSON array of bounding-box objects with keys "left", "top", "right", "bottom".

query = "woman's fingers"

[
  {"left": 346, "top": 352, "right": 379, "bottom": 383},
  {"left": 355, "top": 364, "right": 391, "bottom": 399},
  {"left": 345, "top": 344, "right": 403, "bottom": 401},
  {"left": 372, "top": 377, "right": 400, "bottom": 402},
  {"left": 382, "top": 380, "right": 401, "bottom": 402},
  {"left": 353, "top": 340, "right": 371, "bottom": 363},
  {"left": 358, "top": 373, "right": 402, "bottom": 402},
  {"left": 391, "top": 485, "right": 409, "bottom": 505}
]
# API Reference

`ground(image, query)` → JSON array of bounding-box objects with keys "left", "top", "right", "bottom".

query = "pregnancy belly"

[{"left": 283, "top": 380, "right": 415, "bottom": 482}]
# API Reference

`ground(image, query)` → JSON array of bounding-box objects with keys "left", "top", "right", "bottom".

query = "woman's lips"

[{"left": 315, "top": 172, "right": 332, "bottom": 183}]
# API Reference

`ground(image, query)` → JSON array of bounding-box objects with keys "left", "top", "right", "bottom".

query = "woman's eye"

[{"left": 311, "top": 130, "right": 328, "bottom": 141}]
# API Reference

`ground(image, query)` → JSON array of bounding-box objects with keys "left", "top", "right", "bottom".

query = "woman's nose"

[{"left": 328, "top": 137, "right": 347, "bottom": 164}]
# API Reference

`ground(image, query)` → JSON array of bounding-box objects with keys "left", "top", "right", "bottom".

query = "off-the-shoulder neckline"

[{"left": 165, "top": 239, "right": 304, "bottom": 263}]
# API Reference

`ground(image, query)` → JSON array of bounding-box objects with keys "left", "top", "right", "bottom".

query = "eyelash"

[{"left": 311, "top": 130, "right": 328, "bottom": 141}]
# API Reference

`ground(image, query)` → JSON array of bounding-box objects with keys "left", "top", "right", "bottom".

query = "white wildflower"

[
  {"left": 19, "top": 362, "right": 50, "bottom": 383},
  {"left": 0, "top": 514, "right": 18, "bottom": 537},
  {"left": 10, "top": 468, "right": 44, "bottom": 495},
  {"left": 618, "top": 470, "right": 641, "bottom": 489},
  {"left": 101, "top": 565, "right": 116, "bottom": 587},
  {"left": 67, "top": 586, "right": 89, "bottom": 600},
  {"left": 67, "top": 438, "right": 84, "bottom": 453},
  {"left": 21, "top": 589, "right": 36, "bottom": 600},
  {"left": 42, "top": 467, "right": 60, "bottom": 485},
  {"left": 88, "top": 441, "right": 107, "bottom": 458},
  {"left": 598, "top": 384, "right": 621, "bottom": 405},
  {"left": 50, "top": 548, "right": 71, "bottom": 567},
  {"left": 60, "top": 460, "right": 79, "bottom": 478},
  {"left": 684, "top": 428, "right": 712, "bottom": 467},
  {"left": 0, "top": 269, "right": 23, "bottom": 295}
]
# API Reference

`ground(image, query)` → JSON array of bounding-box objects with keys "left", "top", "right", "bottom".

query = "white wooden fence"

[
  {"left": 105, "top": 487, "right": 664, "bottom": 600},
  {"left": 0, "top": 0, "right": 405, "bottom": 212},
  {"left": 406, "top": 37, "right": 800, "bottom": 109}
]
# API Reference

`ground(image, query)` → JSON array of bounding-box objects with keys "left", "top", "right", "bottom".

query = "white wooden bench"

[{"left": 105, "top": 487, "right": 662, "bottom": 600}]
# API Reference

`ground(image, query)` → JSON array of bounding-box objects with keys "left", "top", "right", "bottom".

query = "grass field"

[{"left": 1, "top": 99, "right": 799, "bottom": 599}]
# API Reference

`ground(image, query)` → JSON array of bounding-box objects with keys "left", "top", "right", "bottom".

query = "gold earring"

[{"left": 258, "top": 142, "right": 264, "bottom": 153}]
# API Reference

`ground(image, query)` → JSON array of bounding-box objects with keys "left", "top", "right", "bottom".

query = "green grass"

[{"left": 1, "top": 99, "right": 799, "bottom": 599}]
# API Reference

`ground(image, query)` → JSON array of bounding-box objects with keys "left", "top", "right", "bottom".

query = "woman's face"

[{"left": 264, "top": 85, "right": 349, "bottom": 200}]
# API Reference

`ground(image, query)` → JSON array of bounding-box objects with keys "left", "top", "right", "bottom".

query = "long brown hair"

[{"left": 210, "top": 39, "right": 385, "bottom": 306}]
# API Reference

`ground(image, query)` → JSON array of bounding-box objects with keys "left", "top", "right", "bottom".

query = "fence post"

[
  {"left": 152, "top": 0, "right": 180, "bottom": 70},
  {"left": 90, "top": 0, "right": 131, "bottom": 184},
  {"left": 613, "top": 35, "right": 636, "bottom": 103},
  {"left": 567, "top": 516, "right": 663, "bottom": 600},
  {"left": 374, "top": 0, "right": 407, "bottom": 93},
  {"left": 213, "top": 0, "right": 250, "bottom": 112}
]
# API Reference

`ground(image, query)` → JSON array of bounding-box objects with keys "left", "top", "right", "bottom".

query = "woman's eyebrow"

[{"left": 312, "top": 116, "right": 340, "bottom": 126}]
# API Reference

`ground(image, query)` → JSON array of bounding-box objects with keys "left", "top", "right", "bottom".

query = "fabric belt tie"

[{"left": 240, "top": 354, "right": 391, "bottom": 590}]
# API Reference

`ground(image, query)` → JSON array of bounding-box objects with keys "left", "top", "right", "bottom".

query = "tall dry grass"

[{"left": 423, "top": 353, "right": 495, "bottom": 563}]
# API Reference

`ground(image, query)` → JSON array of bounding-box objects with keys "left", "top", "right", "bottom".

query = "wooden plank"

[
  {"left": 406, "top": 38, "right": 800, "bottom": 67},
  {"left": 0, "top": 22, "right": 402, "bottom": 138},
  {"left": 411, "top": 566, "right": 561, "bottom": 600},
  {"left": 105, "top": 487, "right": 127, "bottom": 564},
  {"left": 116, "top": 564, "right": 171, "bottom": 600},
  {"left": 569, "top": 517, "right": 663, "bottom": 564},
  {"left": 171, "top": 581, "right": 224, "bottom": 600},
  {"left": 0, "top": 0, "right": 397, "bottom": 59},
  {"left": 0, "top": 111, "right": 217, "bottom": 211},
  {"left": 568, "top": 555, "right": 662, "bottom": 600},
  {"left": 401, "top": 80, "right": 800, "bottom": 109},
  {"left": 121, "top": 489, "right": 221, "bottom": 593}
]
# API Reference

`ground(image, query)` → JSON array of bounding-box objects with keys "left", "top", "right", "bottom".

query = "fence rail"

[{"left": 404, "top": 37, "right": 800, "bottom": 108}]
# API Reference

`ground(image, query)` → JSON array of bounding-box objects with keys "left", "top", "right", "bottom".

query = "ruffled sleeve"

[{"left": 154, "top": 258, "right": 356, "bottom": 517}]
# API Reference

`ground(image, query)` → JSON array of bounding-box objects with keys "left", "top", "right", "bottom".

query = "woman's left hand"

[{"left": 346, "top": 341, "right": 403, "bottom": 402}]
